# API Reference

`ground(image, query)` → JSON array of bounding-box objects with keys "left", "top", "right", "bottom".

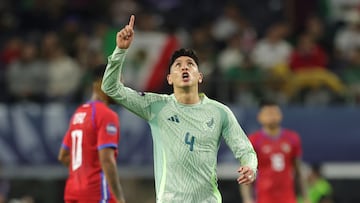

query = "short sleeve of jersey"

[
  {"left": 61, "top": 130, "right": 71, "bottom": 151},
  {"left": 95, "top": 104, "right": 120, "bottom": 150}
]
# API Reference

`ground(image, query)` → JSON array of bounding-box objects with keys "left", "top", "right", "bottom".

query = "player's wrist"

[
  {"left": 114, "top": 46, "right": 127, "bottom": 54},
  {"left": 111, "top": 47, "right": 127, "bottom": 61}
]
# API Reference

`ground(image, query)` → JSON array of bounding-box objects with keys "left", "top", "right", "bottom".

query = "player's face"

[
  {"left": 258, "top": 105, "right": 283, "bottom": 128},
  {"left": 167, "top": 56, "right": 203, "bottom": 88}
]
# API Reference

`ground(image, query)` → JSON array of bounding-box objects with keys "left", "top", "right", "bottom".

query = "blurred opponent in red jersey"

[
  {"left": 240, "top": 100, "right": 310, "bottom": 203},
  {"left": 58, "top": 65, "right": 125, "bottom": 203}
]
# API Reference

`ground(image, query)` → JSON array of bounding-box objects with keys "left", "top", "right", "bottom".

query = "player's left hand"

[{"left": 237, "top": 166, "right": 256, "bottom": 185}]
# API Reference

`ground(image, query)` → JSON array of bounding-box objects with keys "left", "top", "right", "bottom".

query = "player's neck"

[
  {"left": 91, "top": 94, "right": 107, "bottom": 105},
  {"left": 263, "top": 127, "right": 281, "bottom": 137},
  {"left": 173, "top": 88, "right": 200, "bottom": 104}
]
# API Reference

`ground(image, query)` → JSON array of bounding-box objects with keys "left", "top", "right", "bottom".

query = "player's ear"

[
  {"left": 198, "top": 72, "right": 203, "bottom": 84},
  {"left": 167, "top": 74, "right": 173, "bottom": 85}
]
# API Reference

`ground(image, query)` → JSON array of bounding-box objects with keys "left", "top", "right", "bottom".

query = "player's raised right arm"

[{"left": 101, "top": 15, "right": 154, "bottom": 121}]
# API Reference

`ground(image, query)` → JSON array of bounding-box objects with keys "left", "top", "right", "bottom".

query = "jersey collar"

[
  {"left": 260, "top": 128, "right": 283, "bottom": 140},
  {"left": 86, "top": 100, "right": 103, "bottom": 104},
  {"left": 170, "top": 93, "right": 207, "bottom": 106}
]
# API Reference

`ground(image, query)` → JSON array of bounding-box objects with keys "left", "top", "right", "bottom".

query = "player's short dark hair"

[
  {"left": 92, "top": 64, "right": 107, "bottom": 81},
  {"left": 259, "top": 99, "right": 279, "bottom": 109},
  {"left": 168, "top": 48, "right": 199, "bottom": 72}
]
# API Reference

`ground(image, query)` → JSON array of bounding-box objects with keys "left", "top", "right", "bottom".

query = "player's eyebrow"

[{"left": 174, "top": 58, "right": 195, "bottom": 64}]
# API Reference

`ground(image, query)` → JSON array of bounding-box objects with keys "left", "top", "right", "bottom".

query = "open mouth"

[{"left": 182, "top": 72, "right": 189, "bottom": 80}]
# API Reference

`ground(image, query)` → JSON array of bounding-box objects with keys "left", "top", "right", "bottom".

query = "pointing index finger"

[{"left": 128, "top": 15, "right": 135, "bottom": 29}]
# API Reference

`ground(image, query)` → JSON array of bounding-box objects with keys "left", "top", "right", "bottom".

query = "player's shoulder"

[
  {"left": 282, "top": 128, "right": 300, "bottom": 137},
  {"left": 136, "top": 92, "right": 173, "bottom": 108},
  {"left": 247, "top": 130, "right": 263, "bottom": 146},
  {"left": 144, "top": 91, "right": 172, "bottom": 101},
  {"left": 92, "top": 101, "right": 118, "bottom": 118},
  {"left": 205, "top": 97, "right": 238, "bottom": 124},
  {"left": 73, "top": 102, "right": 92, "bottom": 114},
  {"left": 282, "top": 128, "right": 301, "bottom": 141},
  {"left": 92, "top": 101, "right": 109, "bottom": 110},
  {"left": 204, "top": 95, "right": 232, "bottom": 112},
  {"left": 248, "top": 130, "right": 262, "bottom": 139}
]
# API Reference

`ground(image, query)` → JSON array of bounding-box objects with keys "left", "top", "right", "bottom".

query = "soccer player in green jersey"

[{"left": 102, "top": 15, "right": 258, "bottom": 203}]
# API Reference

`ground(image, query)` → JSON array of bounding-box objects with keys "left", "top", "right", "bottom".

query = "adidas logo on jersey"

[{"left": 167, "top": 115, "right": 179, "bottom": 123}]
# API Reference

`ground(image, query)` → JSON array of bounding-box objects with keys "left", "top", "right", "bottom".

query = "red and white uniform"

[
  {"left": 249, "top": 129, "right": 302, "bottom": 203},
  {"left": 61, "top": 101, "right": 120, "bottom": 203}
]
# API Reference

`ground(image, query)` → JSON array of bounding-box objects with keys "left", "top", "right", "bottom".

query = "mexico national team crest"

[{"left": 203, "top": 117, "right": 215, "bottom": 131}]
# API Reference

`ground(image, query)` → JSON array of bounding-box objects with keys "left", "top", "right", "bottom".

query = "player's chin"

[
  {"left": 179, "top": 80, "right": 196, "bottom": 87},
  {"left": 268, "top": 123, "right": 280, "bottom": 128}
]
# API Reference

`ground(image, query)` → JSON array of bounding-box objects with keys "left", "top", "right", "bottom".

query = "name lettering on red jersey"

[{"left": 73, "top": 112, "right": 87, "bottom": 125}]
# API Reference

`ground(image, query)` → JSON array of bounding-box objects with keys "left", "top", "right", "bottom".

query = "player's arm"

[
  {"left": 97, "top": 107, "right": 125, "bottom": 203},
  {"left": 99, "top": 148, "right": 125, "bottom": 203},
  {"left": 58, "top": 132, "right": 71, "bottom": 167},
  {"left": 240, "top": 184, "right": 255, "bottom": 203},
  {"left": 293, "top": 132, "right": 310, "bottom": 203},
  {"left": 295, "top": 158, "right": 310, "bottom": 203},
  {"left": 239, "top": 134, "right": 255, "bottom": 203},
  {"left": 101, "top": 15, "right": 162, "bottom": 121},
  {"left": 58, "top": 147, "right": 70, "bottom": 167},
  {"left": 221, "top": 107, "right": 258, "bottom": 184}
]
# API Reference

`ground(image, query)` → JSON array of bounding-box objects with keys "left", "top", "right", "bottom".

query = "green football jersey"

[{"left": 102, "top": 47, "right": 258, "bottom": 203}]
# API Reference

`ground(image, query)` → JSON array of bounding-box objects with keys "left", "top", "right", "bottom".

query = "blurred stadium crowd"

[{"left": 0, "top": 0, "right": 360, "bottom": 107}]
